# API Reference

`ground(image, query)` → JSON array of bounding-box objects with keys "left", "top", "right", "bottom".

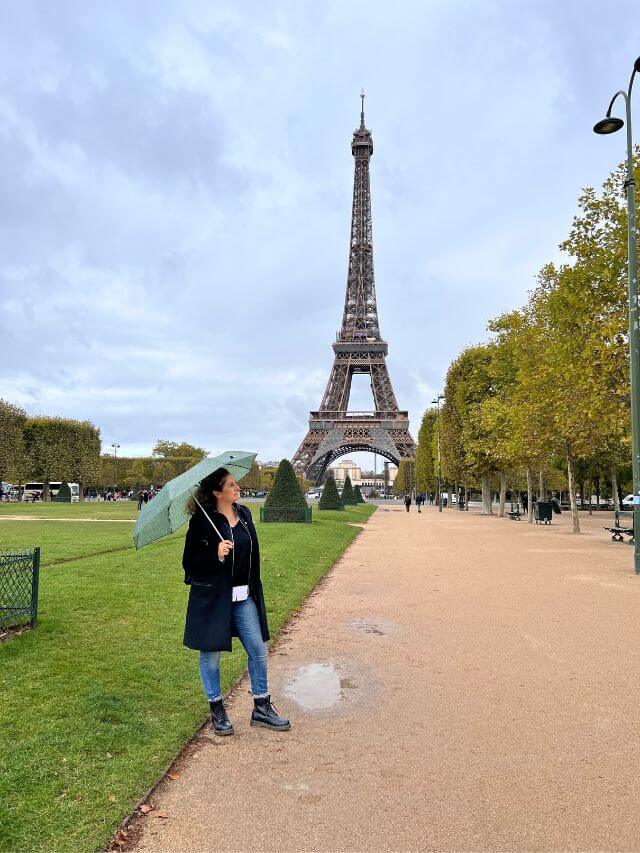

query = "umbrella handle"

[{"left": 194, "top": 496, "right": 225, "bottom": 542}]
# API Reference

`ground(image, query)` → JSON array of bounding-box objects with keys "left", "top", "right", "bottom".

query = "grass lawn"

[{"left": 0, "top": 502, "right": 375, "bottom": 852}]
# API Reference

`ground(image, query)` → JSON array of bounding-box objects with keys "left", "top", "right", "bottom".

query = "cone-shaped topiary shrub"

[
  {"left": 319, "top": 474, "right": 343, "bottom": 510},
  {"left": 261, "top": 459, "right": 311, "bottom": 523},
  {"left": 341, "top": 474, "right": 357, "bottom": 505},
  {"left": 53, "top": 482, "right": 72, "bottom": 502},
  {"left": 354, "top": 484, "right": 365, "bottom": 503}
]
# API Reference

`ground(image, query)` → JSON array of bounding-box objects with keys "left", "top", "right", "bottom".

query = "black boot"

[
  {"left": 251, "top": 695, "right": 291, "bottom": 731},
  {"left": 209, "top": 699, "right": 234, "bottom": 736}
]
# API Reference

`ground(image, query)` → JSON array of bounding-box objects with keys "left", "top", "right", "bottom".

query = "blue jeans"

[{"left": 198, "top": 596, "right": 269, "bottom": 702}]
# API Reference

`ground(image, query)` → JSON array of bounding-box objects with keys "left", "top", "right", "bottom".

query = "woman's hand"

[{"left": 218, "top": 539, "right": 234, "bottom": 562}]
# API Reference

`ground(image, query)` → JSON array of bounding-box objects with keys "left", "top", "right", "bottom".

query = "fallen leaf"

[
  {"left": 167, "top": 771, "right": 180, "bottom": 781},
  {"left": 139, "top": 804, "right": 153, "bottom": 814},
  {"left": 106, "top": 752, "right": 113, "bottom": 759},
  {"left": 155, "top": 811, "right": 169, "bottom": 819},
  {"left": 108, "top": 795, "right": 116, "bottom": 802}
]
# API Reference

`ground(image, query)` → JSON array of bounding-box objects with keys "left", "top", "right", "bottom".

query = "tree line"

[{"left": 414, "top": 149, "right": 640, "bottom": 533}]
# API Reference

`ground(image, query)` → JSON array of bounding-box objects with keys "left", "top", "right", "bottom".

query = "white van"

[{"left": 22, "top": 482, "right": 80, "bottom": 502}]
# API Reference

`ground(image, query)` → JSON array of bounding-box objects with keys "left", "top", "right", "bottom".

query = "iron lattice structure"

[{"left": 292, "top": 97, "right": 416, "bottom": 484}]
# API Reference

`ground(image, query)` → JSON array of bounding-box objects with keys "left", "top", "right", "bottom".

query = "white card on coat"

[{"left": 232, "top": 585, "right": 249, "bottom": 602}]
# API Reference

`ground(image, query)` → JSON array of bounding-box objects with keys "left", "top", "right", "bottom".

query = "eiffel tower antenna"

[{"left": 292, "top": 100, "right": 416, "bottom": 484}]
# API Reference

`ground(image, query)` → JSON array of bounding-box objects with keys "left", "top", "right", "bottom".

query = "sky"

[{"left": 1, "top": 0, "right": 639, "bottom": 468}]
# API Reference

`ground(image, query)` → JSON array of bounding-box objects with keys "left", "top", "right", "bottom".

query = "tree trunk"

[
  {"left": 526, "top": 468, "right": 534, "bottom": 523},
  {"left": 481, "top": 472, "right": 492, "bottom": 515},
  {"left": 579, "top": 482, "right": 584, "bottom": 511},
  {"left": 567, "top": 453, "right": 580, "bottom": 533},
  {"left": 588, "top": 478, "right": 593, "bottom": 515},
  {"left": 499, "top": 472, "right": 506, "bottom": 517},
  {"left": 612, "top": 466, "right": 620, "bottom": 512},
  {"left": 43, "top": 478, "right": 50, "bottom": 502},
  {"left": 79, "top": 482, "right": 85, "bottom": 501},
  {"left": 465, "top": 484, "right": 469, "bottom": 511},
  {"left": 539, "top": 470, "right": 545, "bottom": 501},
  {"left": 447, "top": 485, "right": 452, "bottom": 509},
  {"left": 595, "top": 475, "right": 601, "bottom": 511}
]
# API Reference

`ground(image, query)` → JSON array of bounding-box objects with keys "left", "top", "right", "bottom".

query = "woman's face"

[{"left": 214, "top": 475, "right": 240, "bottom": 503}]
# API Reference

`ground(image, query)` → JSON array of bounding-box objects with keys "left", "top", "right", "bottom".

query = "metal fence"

[{"left": 0, "top": 548, "right": 40, "bottom": 629}]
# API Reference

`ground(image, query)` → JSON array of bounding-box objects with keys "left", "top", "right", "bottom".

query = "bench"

[
  {"left": 604, "top": 509, "right": 634, "bottom": 543},
  {"left": 507, "top": 510, "right": 521, "bottom": 520}
]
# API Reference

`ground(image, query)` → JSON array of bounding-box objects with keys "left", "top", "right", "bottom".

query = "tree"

[
  {"left": 262, "top": 459, "right": 309, "bottom": 522},
  {"left": 354, "top": 484, "right": 365, "bottom": 503},
  {"left": 341, "top": 474, "right": 357, "bottom": 505},
  {"left": 415, "top": 409, "right": 438, "bottom": 494},
  {"left": 152, "top": 440, "right": 207, "bottom": 475},
  {"left": 125, "top": 459, "right": 148, "bottom": 491},
  {"left": 69, "top": 421, "right": 101, "bottom": 500},
  {"left": 393, "top": 459, "right": 415, "bottom": 496},
  {"left": 0, "top": 399, "right": 26, "bottom": 485},
  {"left": 318, "top": 474, "right": 343, "bottom": 510},
  {"left": 22, "top": 417, "right": 75, "bottom": 501}
]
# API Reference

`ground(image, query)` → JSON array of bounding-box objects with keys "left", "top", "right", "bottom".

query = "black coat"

[{"left": 182, "top": 503, "right": 270, "bottom": 652}]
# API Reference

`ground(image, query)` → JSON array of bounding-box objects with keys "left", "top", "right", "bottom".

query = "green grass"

[
  {"left": 0, "top": 502, "right": 139, "bottom": 520},
  {"left": 0, "top": 502, "right": 375, "bottom": 852}
]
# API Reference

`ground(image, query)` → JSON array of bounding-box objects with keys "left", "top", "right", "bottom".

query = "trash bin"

[
  {"left": 0, "top": 548, "right": 40, "bottom": 629},
  {"left": 535, "top": 502, "right": 553, "bottom": 525}
]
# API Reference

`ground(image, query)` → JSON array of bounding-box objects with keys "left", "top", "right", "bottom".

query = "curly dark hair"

[{"left": 186, "top": 467, "right": 231, "bottom": 515}]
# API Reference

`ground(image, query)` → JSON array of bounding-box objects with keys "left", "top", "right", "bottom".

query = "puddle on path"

[
  {"left": 284, "top": 662, "right": 343, "bottom": 710},
  {"left": 351, "top": 618, "right": 386, "bottom": 635},
  {"left": 350, "top": 617, "right": 400, "bottom": 637},
  {"left": 282, "top": 661, "right": 364, "bottom": 712}
]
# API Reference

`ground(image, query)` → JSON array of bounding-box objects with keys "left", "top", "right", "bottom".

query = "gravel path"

[{"left": 133, "top": 505, "right": 640, "bottom": 852}]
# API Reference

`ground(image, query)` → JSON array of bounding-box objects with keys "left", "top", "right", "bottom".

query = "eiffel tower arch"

[{"left": 292, "top": 95, "right": 416, "bottom": 484}]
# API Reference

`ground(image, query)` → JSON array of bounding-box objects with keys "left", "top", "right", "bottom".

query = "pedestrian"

[
  {"left": 416, "top": 492, "right": 424, "bottom": 513},
  {"left": 183, "top": 466, "right": 290, "bottom": 736},
  {"left": 137, "top": 490, "right": 143, "bottom": 510},
  {"left": 522, "top": 492, "right": 528, "bottom": 514},
  {"left": 404, "top": 493, "right": 412, "bottom": 512},
  {"left": 143, "top": 489, "right": 149, "bottom": 504}
]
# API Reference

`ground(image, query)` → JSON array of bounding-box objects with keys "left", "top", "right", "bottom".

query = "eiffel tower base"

[{"left": 292, "top": 413, "right": 415, "bottom": 484}]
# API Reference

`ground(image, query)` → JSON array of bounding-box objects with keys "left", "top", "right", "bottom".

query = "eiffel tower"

[{"left": 292, "top": 94, "right": 416, "bottom": 484}]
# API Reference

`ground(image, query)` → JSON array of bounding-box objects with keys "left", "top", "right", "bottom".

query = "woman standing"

[{"left": 183, "top": 467, "right": 291, "bottom": 736}]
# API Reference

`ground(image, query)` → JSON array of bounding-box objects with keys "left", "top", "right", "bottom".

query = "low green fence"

[
  {"left": 260, "top": 506, "right": 312, "bottom": 523},
  {"left": 0, "top": 548, "right": 41, "bottom": 629}
]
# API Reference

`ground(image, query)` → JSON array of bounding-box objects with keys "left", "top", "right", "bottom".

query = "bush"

[
  {"left": 262, "top": 459, "right": 311, "bottom": 523},
  {"left": 341, "top": 474, "right": 357, "bottom": 505},
  {"left": 354, "top": 485, "right": 365, "bottom": 503},
  {"left": 53, "top": 482, "right": 71, "bottom": 503},
  {"left": 319, "top": 475, "right": 343, "bottom": 510}
]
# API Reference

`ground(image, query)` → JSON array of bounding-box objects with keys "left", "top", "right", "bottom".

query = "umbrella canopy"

[{"left": 133, "top": 451, "right": 256, "bottom": 549}]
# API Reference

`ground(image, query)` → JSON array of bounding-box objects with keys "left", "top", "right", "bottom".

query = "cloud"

[{"left": 1, "top": 0, "right": 639, "bottom": 461}]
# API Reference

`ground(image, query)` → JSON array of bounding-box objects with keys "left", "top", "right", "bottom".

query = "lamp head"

[{"left": 593, "top": 115, "right": 624, "bottom": 135}]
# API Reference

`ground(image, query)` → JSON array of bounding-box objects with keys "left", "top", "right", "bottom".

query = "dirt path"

[{"left": 133, "top": 506, "right": 640, "bottom": 852}]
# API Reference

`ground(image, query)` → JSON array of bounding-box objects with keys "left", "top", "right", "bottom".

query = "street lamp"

[
  {"left": 431, "top": 394, "right": 445, "bottom": 513},
  {"left": 594, "top": 56, "right": 640, "bottom": 573},
  {"left": 110, "top": 442, "right": 120, "bottom": 492}
]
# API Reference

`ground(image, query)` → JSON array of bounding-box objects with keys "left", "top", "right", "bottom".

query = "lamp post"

[
  {"left": 594, "top": 56, "right": 640, "bottom": 572},
  {"left": 431, "top": 394, "right": 445, "bottom": 512},
  {"left": 110, "top": 442, "right": 120, "bottom": 492}
]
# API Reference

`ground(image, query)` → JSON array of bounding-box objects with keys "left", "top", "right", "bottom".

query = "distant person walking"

[
  {"left": 522, "top": 492, "right": 528, "bottom": 514},
  {"left": 137, "top": 491, "right": 144, "bottom": 510},
  {"left": 404, "top": 493, "right": 412, "bottom": 512},
  {"left": 183, "top": 467, "right": 291, "bottom": 736},
  {"left": 416, "top": 493, "right": 424, "bottom": 513}
]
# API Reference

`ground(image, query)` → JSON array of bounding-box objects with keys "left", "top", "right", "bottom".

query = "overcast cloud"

[{"left": 1, "top": 0, "right": 639, "bottom": 464}]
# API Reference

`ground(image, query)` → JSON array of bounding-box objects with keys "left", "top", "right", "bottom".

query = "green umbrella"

[{"left": 133, "top": 450, "right": 256, "bottom": 549}]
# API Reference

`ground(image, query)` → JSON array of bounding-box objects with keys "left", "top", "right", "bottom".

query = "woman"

[{"left": 182, "top": 467, "right": 291, "bottom": 735}]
